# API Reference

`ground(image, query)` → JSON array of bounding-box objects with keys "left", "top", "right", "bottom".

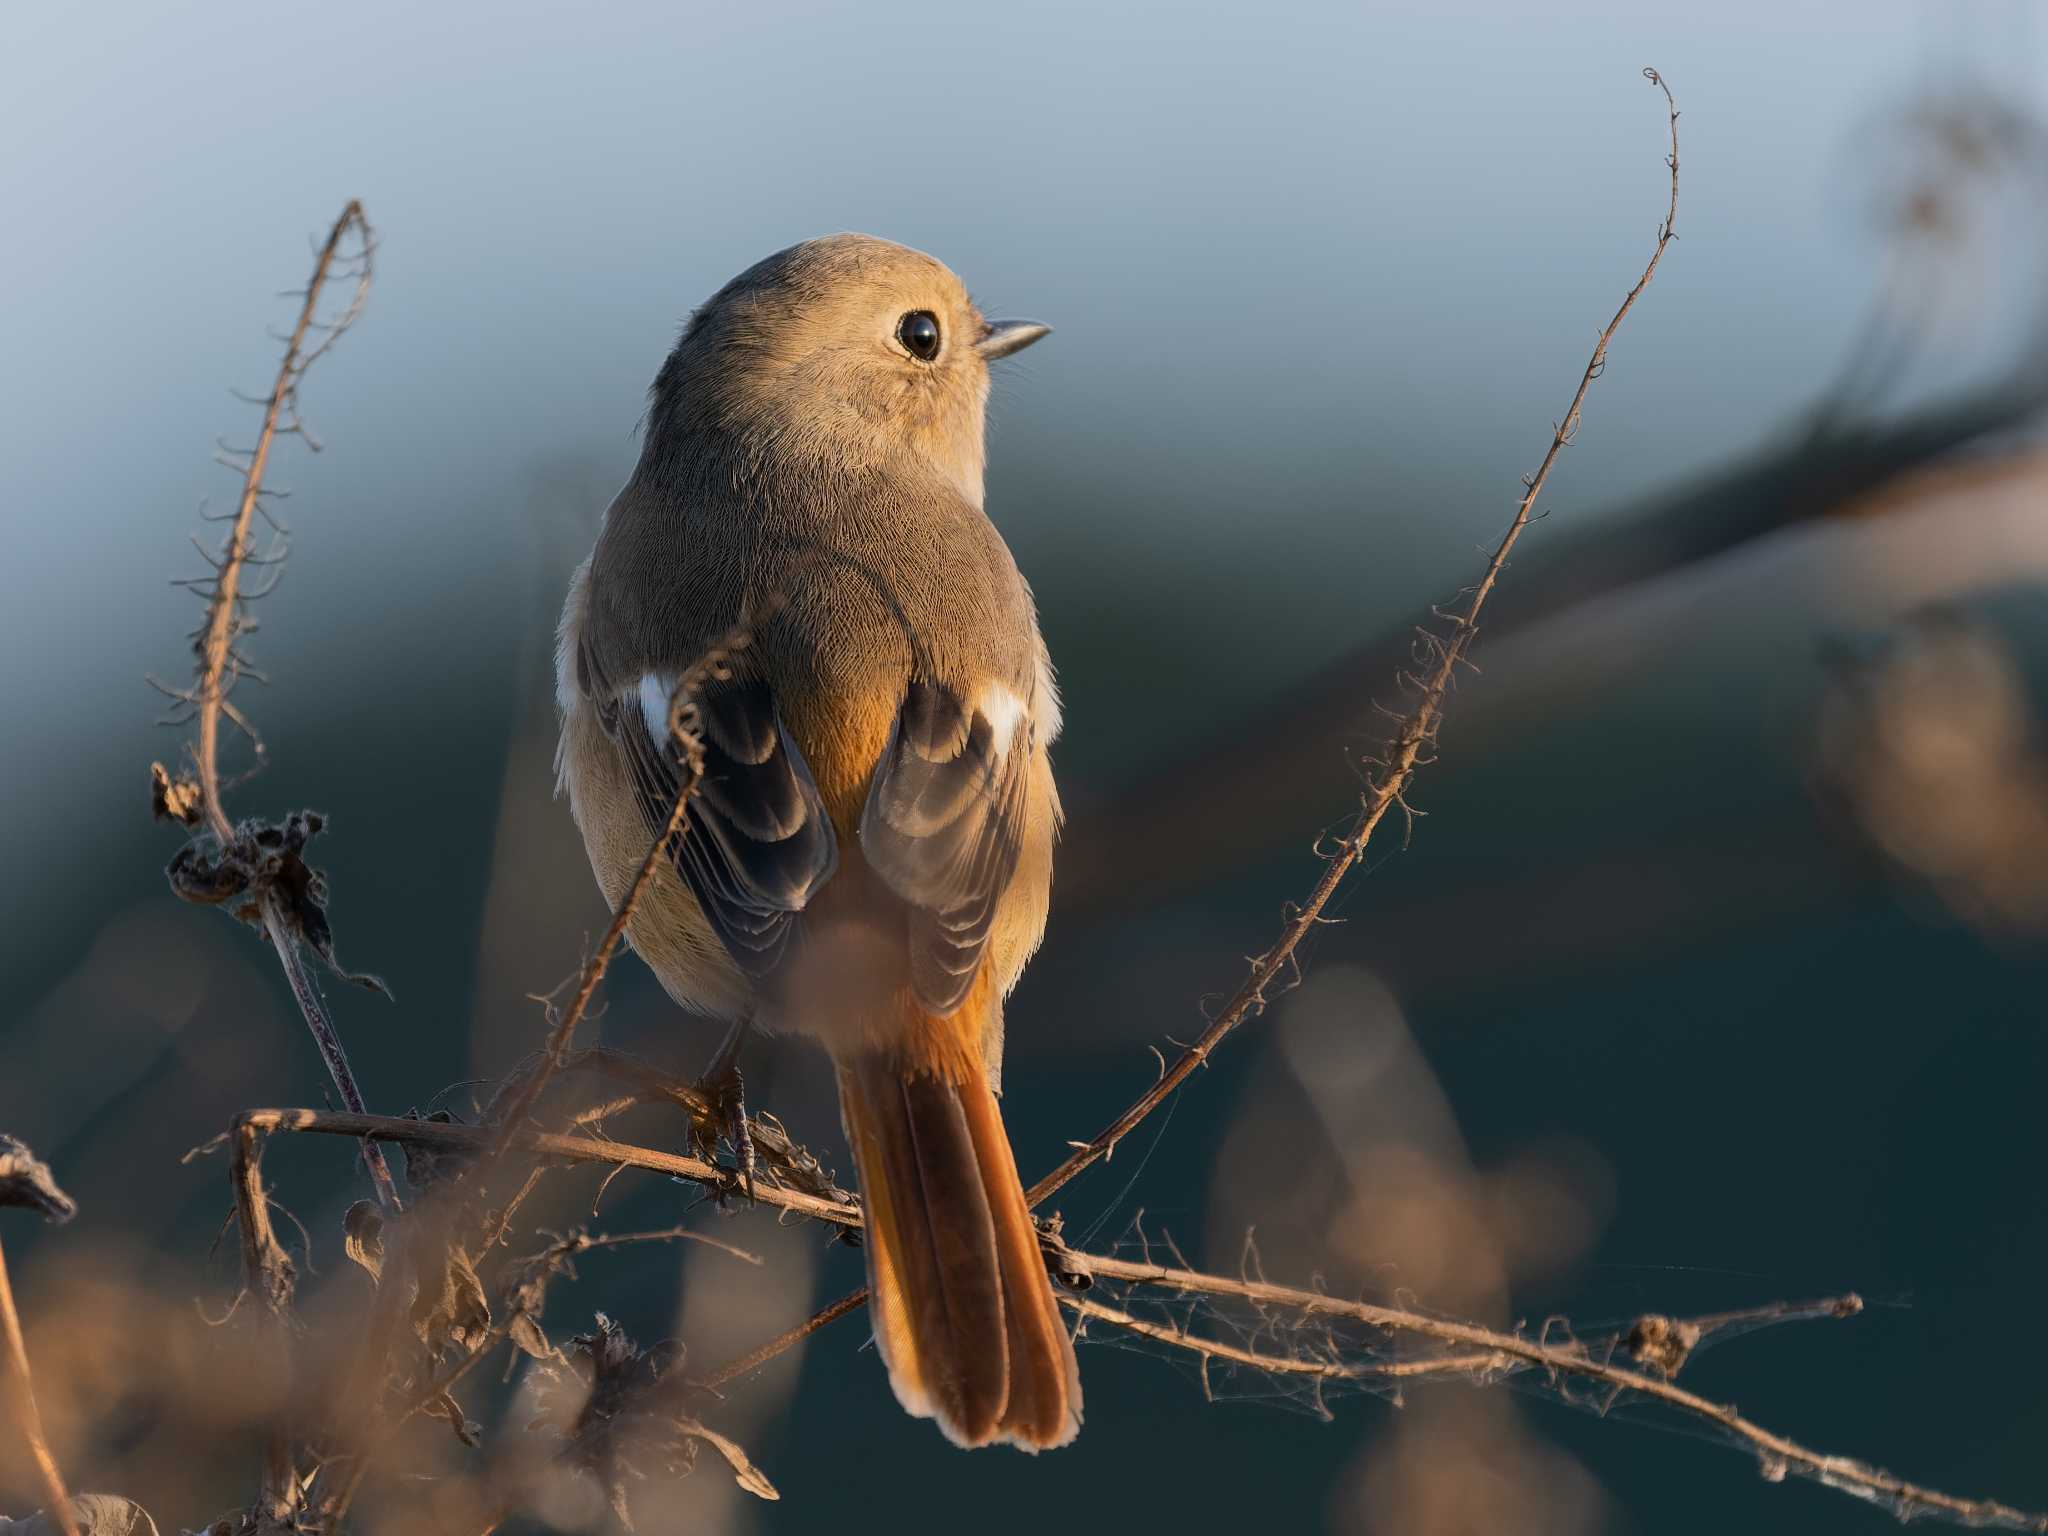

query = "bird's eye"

[{"left": 897, "top": 310, "right": 942, "bottom": 361}]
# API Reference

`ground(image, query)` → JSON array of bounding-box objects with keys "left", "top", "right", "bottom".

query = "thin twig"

[
  {"left": 1026, "top": 67, "right": 1682, "bottom": 1211},
  {"left": 1065, "top": 1258, "right": 2042, "bottom": 1530},
  {"left": 0, "top": 1234, "right": 81, "bottom": 1536},
  {"left": 474, "top": 624, "right": 753, "bottom": 1173},
  {"left": 190, "top": 201, "right": 371, "bottom": 847},
  {"left": 694, "top": 1288, "right": 871, "bottom": 1391},
  {"left": 1065, "top": 1293, "right": 1522, "bottom": 1385}
]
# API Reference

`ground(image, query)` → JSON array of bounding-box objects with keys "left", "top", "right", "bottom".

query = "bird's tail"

[{"left": 834, "top": 982, "right": 1081, "bottom": 1451}]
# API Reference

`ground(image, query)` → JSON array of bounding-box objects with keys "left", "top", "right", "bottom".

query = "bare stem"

[
  {"left": 259, "top": 897, "right": 399, "bottom": 1211},
  {"left": 1026, "top": 67, "right": 1682, "bottom": 1210},
  {"left": 474, "top": 622, "right": 753, "bottom": 1174},
  {"left": 1064, "top": 1257, "right": 2040, "bottom": 1530},
  {"left": 178, "top": 199, "right": 397, "bottom": 1211},
  {"left": 191, "top": 201, "right": 372, "bottom": 845}
]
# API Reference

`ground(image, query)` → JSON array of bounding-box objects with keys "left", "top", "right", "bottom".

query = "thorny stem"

[
  {"left": 1061, "top": 1262, "right": 2041, "bottom": 1531},
  {"left": 192, "top": 201, "right": 368, "bottom": 848},
  {"left": 184, "top": 199, "right": 399, "bottom": 1212},
  {"left": 0, "top": 1234, "right": 81, "bottom": 1536},
  {"left": 471, "top": 623, "right": 752, "bottom": 1176},
  {"left": 238, "top": 1109, "right": 859, "bottom": 1229},
  {"left": 1028, "top": 67, "right": 1681, "bottom": 1212}
]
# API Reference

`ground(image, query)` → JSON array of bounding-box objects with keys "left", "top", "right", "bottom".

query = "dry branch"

[
  {"left": 1031, "top": 66, "right": 1681, "bottom": 1212},
  {"left": 151, "top": 200, "right": 397, "bottom": 1214},
  {"left": 473, "top": 624, "right": 756, "bottom": 1176},
  {"left": 228, "top": 1122, "right": 299, "bottom": 1529}
]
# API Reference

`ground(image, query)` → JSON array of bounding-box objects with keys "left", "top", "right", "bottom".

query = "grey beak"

[{"left": 977, "top": 319, "right": 1051, "bottom": 360}]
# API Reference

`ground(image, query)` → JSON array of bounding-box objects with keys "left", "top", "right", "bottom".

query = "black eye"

[{"left": 897, "top": 310, "right": 941, "bottom": 361}]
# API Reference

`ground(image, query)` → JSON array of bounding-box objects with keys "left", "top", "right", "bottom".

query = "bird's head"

[{"left": 649, "top": 233, "right": 1048, "bottom": 507}]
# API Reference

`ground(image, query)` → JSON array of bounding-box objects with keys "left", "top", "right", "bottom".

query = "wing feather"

[
  {"left": 861, "top": 679, "right": 1031, "bottom": 1013},
  {"left": 590, "top": 644, "right": 838, "bottom": 980}
]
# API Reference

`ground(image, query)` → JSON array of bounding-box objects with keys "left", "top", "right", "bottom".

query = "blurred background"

[{"left": 6, "top": 1, "right": 2048, "bottom": 1531}]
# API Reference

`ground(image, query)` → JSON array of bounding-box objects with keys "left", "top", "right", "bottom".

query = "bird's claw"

[{"left": 696, "top": 1060, "right": 757, "bottom": 1204}]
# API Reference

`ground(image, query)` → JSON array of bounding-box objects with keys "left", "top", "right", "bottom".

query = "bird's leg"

[{"left": 694, "top": 1016, "right": 756, "bottom": 1200}]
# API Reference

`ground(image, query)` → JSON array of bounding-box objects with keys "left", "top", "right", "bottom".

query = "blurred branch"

[
  {"left": 183, "top": 203, "right": 373, "bottom": 848},
  {"left": 0, "top": 1139, "right": 81, "bottom": 1536},
  {"left": 228, "top": 1122, "right": 299, "bottom": 1531}
]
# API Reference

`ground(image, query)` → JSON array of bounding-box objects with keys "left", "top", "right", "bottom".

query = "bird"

[{"left": 554, "top": 233, "right": 1080, "bottom": 1451}]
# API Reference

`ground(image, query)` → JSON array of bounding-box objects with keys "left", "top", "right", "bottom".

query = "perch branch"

[
  {"left": 229, "top": 1119, "right": 300, "bottom": 1527},
  {"left": 235, "top": 1110, "right": 861, "bottom": 1229}
]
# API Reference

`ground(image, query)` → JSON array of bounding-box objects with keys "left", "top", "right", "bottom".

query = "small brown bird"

[{"left": 555, "top": 233, "right": 1079, "bottom": 1450}]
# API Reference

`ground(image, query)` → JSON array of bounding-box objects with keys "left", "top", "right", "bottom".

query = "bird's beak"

[{"left": 977, "top": 319, "right": 1051, "bottom": 360}]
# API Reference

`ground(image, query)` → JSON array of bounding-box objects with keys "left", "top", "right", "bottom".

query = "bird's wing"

[
  {"left": 585, "top": 635, "right": 839, "bottom": 980},
  {"left": 860, "top": 678, "right": 1033, "bottom": 1014}
]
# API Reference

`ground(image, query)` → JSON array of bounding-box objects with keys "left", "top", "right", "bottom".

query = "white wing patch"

[
  {"left": 554, "top": 556, "right": 593, "bottom": 716},
  {"left": 638, "top": 672, "right": 679, "bottom": 743},
  {"left": 978, "top": 682, "right": 1028, "bottom": 755},
  {"left": 1032, "top": 643, "right": 1063, "bottom": 746}
]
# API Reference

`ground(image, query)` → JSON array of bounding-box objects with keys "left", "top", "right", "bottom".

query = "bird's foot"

[{"left": 694, "top": 1058, "right": 756, "bottom": 1204}]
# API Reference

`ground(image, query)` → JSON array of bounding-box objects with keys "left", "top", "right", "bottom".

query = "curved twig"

[{"left": 1029, "top": 67, "right": 1681, "bottom": 1211}]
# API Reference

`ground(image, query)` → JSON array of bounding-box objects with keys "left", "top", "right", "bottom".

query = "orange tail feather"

[{"left": 835, "top": 993, "right": 1081, "bottom": 1451}]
